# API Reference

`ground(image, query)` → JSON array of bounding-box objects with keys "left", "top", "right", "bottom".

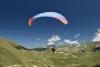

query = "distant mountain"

[
  {"left": 15, "top": 44, "right": 47, "bottom": 51},
  {"left": 33, "top": 47, "right": 46, "bottom": 51},
  {"left": 14, "top": 45, "right": 34, "bottom": 50},
  {"left": 93, "top": 41, "right": 100, "bottom": 44}
]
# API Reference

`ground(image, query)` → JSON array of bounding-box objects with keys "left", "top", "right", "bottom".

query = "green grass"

[{"left": 0, "top": 38, "right": 100, "bottom": 67}]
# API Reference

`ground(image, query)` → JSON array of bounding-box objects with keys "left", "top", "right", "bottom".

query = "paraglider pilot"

[{"left": 51, "top": 45, "right": 56, "bottom": 54}]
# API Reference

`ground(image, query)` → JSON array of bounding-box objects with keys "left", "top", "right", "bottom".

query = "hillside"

[
  {"left": 0, "top": 39, "right": 39, "bottom": 67},
  {"left": 0, "top": 38, "right": 100, "bottom": 67}
]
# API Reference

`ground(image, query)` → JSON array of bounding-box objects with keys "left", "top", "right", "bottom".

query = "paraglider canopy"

[{"left": 28, "top": 12, "right": 68, "bottom": 26}]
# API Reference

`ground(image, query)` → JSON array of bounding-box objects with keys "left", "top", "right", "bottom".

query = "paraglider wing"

[
  {"left": 28, "top": 12, "right": 68, "bottom": 26},
  {"left": 28, "top": 18, "right": 33, "bottom": 26}
]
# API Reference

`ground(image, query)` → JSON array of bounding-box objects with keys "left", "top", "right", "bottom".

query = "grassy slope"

[
  {"left": 0, "top": 39, "right": 36, "bottom": 67},
  {"left": 0, "top": 39, "right": 100, "bottom": 67}
]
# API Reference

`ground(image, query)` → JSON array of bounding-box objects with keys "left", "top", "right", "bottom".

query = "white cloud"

[
  {"left": 64, "top": 39, "right": 80, "bottom": 45},
  {"left": 36, "top": 38, "right": 40, "bottom": 41},
  {"left": 75, "top": 34, "right": 80, "bottom": 39},
  {"left": 92, "top": 28, "right": 100, "bottom": 42},
  {"left": 47, "top": 41, "right": 54, "bottom": 45},
  {"left": 47, "top": 35, "right": 61, "bottom": 45}
]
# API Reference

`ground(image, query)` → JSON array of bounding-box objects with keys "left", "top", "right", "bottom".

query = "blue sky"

[{"left": 0, "top": 0, "right": 100, "bottom": 48}]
